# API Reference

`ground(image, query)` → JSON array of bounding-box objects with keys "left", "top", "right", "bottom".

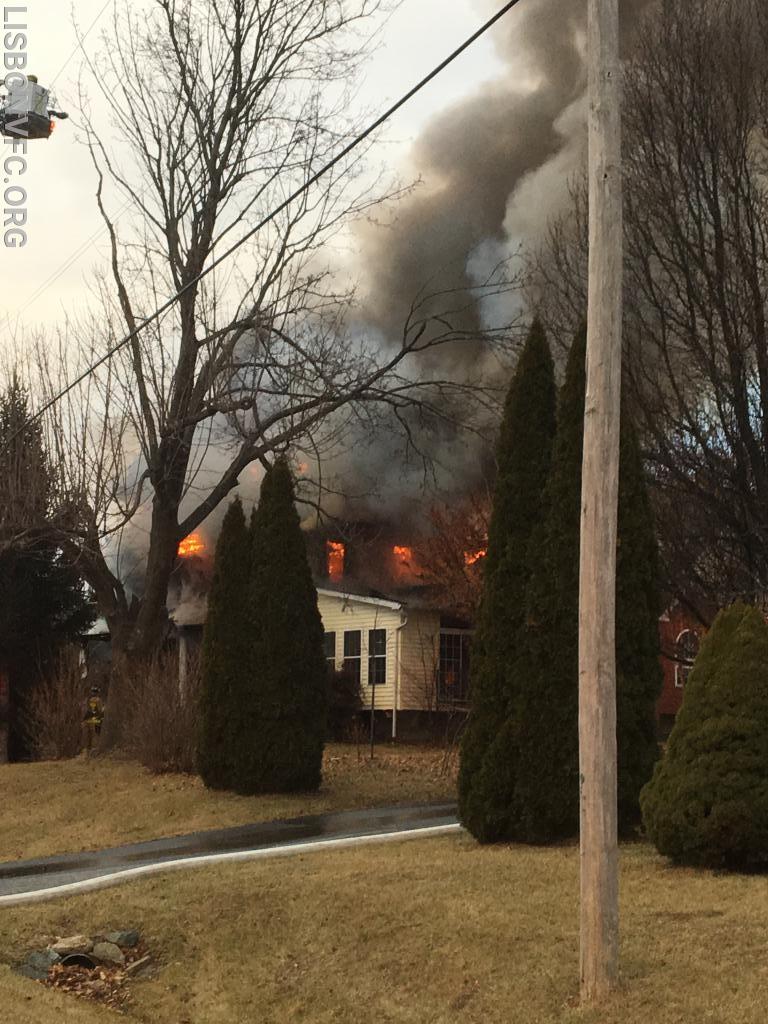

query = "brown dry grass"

[
  {"left": 2, "top": 837, "right": 767, "bottom": 1023},
  {"left": 0, "top": 744, "right": 457, "bottom": 863}
]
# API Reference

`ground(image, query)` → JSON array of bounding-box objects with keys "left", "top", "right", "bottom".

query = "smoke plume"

[
  {"left": 117, "top": 0, "right": 659, "bottom": 590},
  {"left": 358, "top": 0, "right": 654, "bottom": 360}
]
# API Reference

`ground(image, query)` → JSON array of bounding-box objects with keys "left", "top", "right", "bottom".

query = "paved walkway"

[{"left": 0, "top": 803, "right": 460, "bottom": 906}]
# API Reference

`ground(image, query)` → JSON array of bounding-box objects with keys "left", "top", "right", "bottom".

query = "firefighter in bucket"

[
  {"left": 0, "top": 74, "right": 69, "bottom": 140},
  {"left": 82, "top": 686, "right": 105, "bottom": 756}
]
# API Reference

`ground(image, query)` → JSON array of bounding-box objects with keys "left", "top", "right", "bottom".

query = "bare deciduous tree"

[
  {"left": 527, "top": 0, "right": 768, "bottom": 617},
  {"left": 413, "top": 491, "right": 490, "bottom": 622},
  {"left": 11, "top": 0, "right": 514, "bottom": 716}
]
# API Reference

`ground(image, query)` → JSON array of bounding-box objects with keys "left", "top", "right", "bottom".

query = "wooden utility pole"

[{"left": 579, "top": 0, "right": 622, "bottom": 1005}]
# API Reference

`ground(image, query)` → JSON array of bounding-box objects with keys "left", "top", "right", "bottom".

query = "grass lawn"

[
  {"left": 0, "top": 744, "right": 456, "bottom": 863},
  {"left": 2, "top": 835, "right": 767, "bottom": 1023}
]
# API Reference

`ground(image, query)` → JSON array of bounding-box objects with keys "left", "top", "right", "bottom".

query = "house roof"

[
  {"left": 84, "top": 588, "right": 405, "bottom": 640},
  {"left": 316, "top": 588, "right": 403, "bottom": 612}
]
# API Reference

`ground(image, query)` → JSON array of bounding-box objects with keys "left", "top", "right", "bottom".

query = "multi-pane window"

[
  {"left": 674, "top": 629, "right": 700, "bottom": 688},
  {"left": 323, "top": 631, "right": 336, "bottom": 666},
  {"left": 438, "top": 631, "right": 471, "bottom": 704},
  {"left": 368, "top": 629, "right": 387, "bottom": 686},
  {"left": 343, "top": 630, "right": 362, "bottom": 687}
]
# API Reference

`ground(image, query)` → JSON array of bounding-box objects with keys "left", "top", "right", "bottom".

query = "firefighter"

[
  {"left": 82, "top": 686, "right": 105, "bottom": 756},
  {"left": 0, "top": 74, "right": 69, "bottom": 139}
]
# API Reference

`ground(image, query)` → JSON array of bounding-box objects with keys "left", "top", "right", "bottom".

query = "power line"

[
  {"left": 0, "top": 193, "right": 136, "bottom": 338},
  {"left": 12, "top": 0, "right": 524, "bottom": 439},
  {"left": 50, "top": 0, "right": 112, "bottom": 89},
  {"left": 0, "top": 0, "right": 115, "bottom": 337}
]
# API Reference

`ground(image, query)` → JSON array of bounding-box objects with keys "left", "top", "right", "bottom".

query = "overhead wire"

[
  {"left": 7, "top": 0, "right": 524, "bottom": 444},
  {"left": 0, "top": 0, "right": 118, "bottom": 337}
]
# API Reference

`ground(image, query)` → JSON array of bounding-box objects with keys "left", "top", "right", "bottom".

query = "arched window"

[{"left": 674, "top": 629, "right": 700, "bottom": 688}]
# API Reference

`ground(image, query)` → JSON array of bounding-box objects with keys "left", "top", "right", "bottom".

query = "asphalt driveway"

[{"left": 0, "top": 802, "right": 460, "bottom": 905}]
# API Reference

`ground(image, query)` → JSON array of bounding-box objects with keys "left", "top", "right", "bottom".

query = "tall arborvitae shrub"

[
  {"left": 641, "top": 603, "right": 768, "bottom": 869},
  {"left": 514, "top": 328, "right": 662, "bottom": 843},
  {"left": 615, "top": 416, "right": 663, "bottom": 831},
  {"left": 198, "top": 497, "right": 254, "bottom": 790},
  {"left": 458, "top": 319, "right": 557, "bottom": 841},
  {"left": 245, "top": 457, "right": 327, "bottom": 793},
  {"left": 513, "top": 326, "right": 587, "bottom": 843}
]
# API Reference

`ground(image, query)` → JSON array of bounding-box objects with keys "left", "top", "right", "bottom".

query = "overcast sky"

[{"left": 0, "top": 0, "right": 509, "bottom": 341}]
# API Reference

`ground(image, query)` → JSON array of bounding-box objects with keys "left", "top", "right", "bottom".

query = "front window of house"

[
  {"left": 343, "top": 630, "right": 361, "bottom": 686},
  {"left": 438, "top": 631, "right": 471, "bottom": 704},
  {"left": 674, "top": 629, "right": 700, "bottom": 688},
  {"left": 368, "top": 628, "right": 386, "bottom": 686},
  {"left": 324, "top": 631, "right": 336, "bottom": 667}
]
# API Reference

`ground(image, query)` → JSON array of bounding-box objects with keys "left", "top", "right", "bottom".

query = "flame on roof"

[{"left": 178, "top": 533, "right": 206, "bottom": 558}]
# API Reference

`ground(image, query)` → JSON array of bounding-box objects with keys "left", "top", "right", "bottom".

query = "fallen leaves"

[{"left": 44, "top": 944, "right": 153, "bottom": 1014}]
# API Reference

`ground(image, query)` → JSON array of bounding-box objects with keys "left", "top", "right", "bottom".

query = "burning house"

[
  {"left": 82, "top": 517, "right": 480, "bottom": 738},
  {"left": 85, "top": 512, "right": 701, "bottom": 742},
  {"left": 303, "top": 521, "right": 478, "bottom": 736}
]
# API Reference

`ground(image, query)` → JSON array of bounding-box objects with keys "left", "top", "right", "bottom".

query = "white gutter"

[
  {"left": 393, "top": 609, "right": 409, "bottom": 739},
  {"left": 317, "top": 588, "right": 403, "bottom": 612}
]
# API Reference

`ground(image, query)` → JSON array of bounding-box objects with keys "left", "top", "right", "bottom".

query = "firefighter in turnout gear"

[
  {"left": 82, "top": 686, "right": 105, "bottom": 755},
  {"left": 0, "top": 74, "right": 69, "bottom": 140}
]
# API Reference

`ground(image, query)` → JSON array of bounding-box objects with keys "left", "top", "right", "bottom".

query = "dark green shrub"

[
  {"left": 327, "top": 666, "right": 363, "bottom": 741},
  {"left": 243, "top": 457, "right": 328, "bottom": 793},
  {"left": 458, "top": 319, "right": 557, "bottom": 841},
  {"left": 641, "top": 603, "right": 768, "bottom": 869},
  {"left": 615, "top": 418, "right": 663, "bottom": 832},
  {"left": 512, "top": 326, "right": 586, "bottom": 843},
  {"left": 198, "top": 497, "right": 254, "bottom": 789},
  {"left": 513, "top": 328, "right": 662, "bottom": 843}
]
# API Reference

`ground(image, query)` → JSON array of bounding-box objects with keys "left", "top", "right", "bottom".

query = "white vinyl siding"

[
  {"left": 317, "top": 592, "right": 401, "bottom": 710},
  {"left": 397, "top": 609, "right": 441, "bottom": 711},
  {"left": 316, "top": 592, "right": 461, "bottom": 714}
]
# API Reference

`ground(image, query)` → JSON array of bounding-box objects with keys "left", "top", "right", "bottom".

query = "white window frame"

[
  {"left": 323, "top": 631, "right": 337, "bottom": 668},
  {"left": 367, "top": 628, "right": 387, "bottom": 687},
  {"left": 674, "top": 628, "right": 699, "bottom": 688},
  {"left": 437, "top": 628, "right": 473, "bottom": 704},
  {"left": 343, "top": 629, "right": 362, "bottom": 687}
]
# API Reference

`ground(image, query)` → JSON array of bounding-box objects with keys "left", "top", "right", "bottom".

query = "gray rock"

[
  {"left": 17, "top": 948, "right": 60, "bottom": 980},
  {"left": 51, "top": 934, "right": 93, "bottom": 956},
  {"left": 17, "top": 963, "right": 48, "bottom": 981},
  {"left": 104, "top": 930, "right": 139, "bottom": 948},
  {"left": 92, "top": 941, "right": 125, "bottom": 965}
]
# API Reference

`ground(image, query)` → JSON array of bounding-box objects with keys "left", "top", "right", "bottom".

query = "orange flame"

[
  {"left": 327, "top": 541, "right": 345, "bottom": 581},
  {"left": 178, "top": 533, "right": 206, "bottom": 558},
  {"left": 464, "top": 548, "right": 487, "bottom": 566},
  {"left": 393, "top": 545, "right": 419, "bottom": 581}
]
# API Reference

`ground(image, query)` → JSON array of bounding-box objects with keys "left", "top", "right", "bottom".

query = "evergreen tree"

[
  {"left": 458, "top": 319, "right": 557, "bottom": 841},
  {"left": 198, "top": 497, "right": 253, "bottom": 789},
  {"left": 615, "top": 417, "right": 662, "bottom": 831},
  {"left": 641, "top": 603, "right": 768, "bottom": 869},
  {"left": 245, "top": 457, "right": 327, "bottom": 793},
  {"left": 0, "top": 379, "right": 94, "bottom": 761},
  {"left": 513, "top": 326, "right": 587, "bottom": 843},
  {"left": 513, "top": 327, "right": 662, "bottom": 842}
]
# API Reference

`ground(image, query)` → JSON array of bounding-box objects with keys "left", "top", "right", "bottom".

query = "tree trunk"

[
  {"left": 131, "top": 499, "right": 180, "bottom": 660},
  {"left": 0, "top": 664, "right": 9, "bottom": 763}
]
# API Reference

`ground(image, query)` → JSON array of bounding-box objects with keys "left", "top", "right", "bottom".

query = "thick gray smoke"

[
  {"left": 358, "top": 0, "right": 653, "bottom": 358},
  {"left": 119, "top": 0, "right": 659, "bottom": 585},
  {"left": 328, "top": 0, "right": 655, "bottom": 521}
]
